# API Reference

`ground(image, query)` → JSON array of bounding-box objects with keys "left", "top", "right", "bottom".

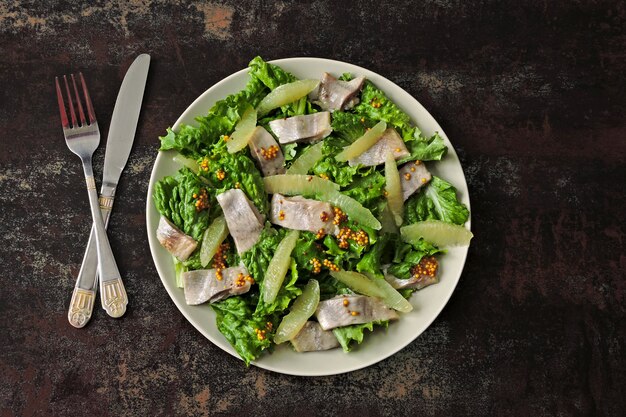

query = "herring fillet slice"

[
  {"left": 156, "top": 216, "right": 198, "bottom": 261},
  {"left": 263, "top": 175, "right": 380, "bottom": 229},
  {"left": 261, "top": 230, "right": 300, "bottom": 304},
  {"left": 274, "top": 279, "right": 320, "bottom": 344}
]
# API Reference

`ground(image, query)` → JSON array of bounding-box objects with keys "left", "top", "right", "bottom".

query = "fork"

[{"left": 55, "top": 73, "right": 128, "bottom": 320}]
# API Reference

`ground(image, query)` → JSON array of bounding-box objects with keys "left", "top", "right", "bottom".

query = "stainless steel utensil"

[
  {"left": 56, "top": 73, "right": 128, "bottom": 324},
  {"left": 65, "top": 55, "right": 150, "bottom": 328}
]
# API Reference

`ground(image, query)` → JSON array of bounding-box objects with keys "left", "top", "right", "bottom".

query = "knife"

[{"left": 68, "top": 54, "right": 150, "bottom": 328}]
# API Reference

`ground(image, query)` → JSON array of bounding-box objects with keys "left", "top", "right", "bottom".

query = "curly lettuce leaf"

[
  {"left": 342, "top": 170, "right": 386, "bottom": 211},
  {"left": 352, "top": 81, "right": 447, "bottom": 162},
  {"left": 401, "top": 131, "right": 448, "bottom": 163},
  {"left": 356, "top": 234, "right": 392, "bottom": 279},
  {"left": 159, "top": 76, "right": 268, "bottom": 157},
  {"left": 291, "top": 232, "right": 325, "bottom": 274},
  {"left": 404, "top": 176, "right": 469, "bottom": 225},
  {"left": 332, "top": 321, "right": 388, "bottom": 352},
  {"left": 211, "top": 296, "right": 275, "bottom": 366},
  {"left": 292, "top": 230, "right": 374, "bottom": 287},
  {"left": 201, "top": 141, "right": 268, "bottom": 215},
  {"left": 387, "top": 238, "right": 443, "bottom": 279},
  {"left": 241, "top": 225, "right": 286, "bottom": 281},
  {"left": 153, "top": 167, "right": 215, "bottom": 240},
  {"left": 248, "top": 56, "right": 315, "bottom": 118},
  {"left": 281, "top": 143, "right": 299, "bottom": 161},
  {"left": 248, "top": 56, "right": 297, "bottom": 89},
  {"left": 353, "top": 81, "right": 412, "bottom": 135},
  {"left": 311, "top": 136, "right": 366, "bottom": 187},
  {"left": 331, "top": 111, "right": 376, "bottom": 142}
]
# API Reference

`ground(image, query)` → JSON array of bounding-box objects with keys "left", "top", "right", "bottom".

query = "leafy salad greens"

[{"left": 153, "top": 57, "right": 471, "bottom": 365}]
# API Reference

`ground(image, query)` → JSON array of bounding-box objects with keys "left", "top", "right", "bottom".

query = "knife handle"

[{"left": 67, "top": 193, "right": 114, "bottom": 328}]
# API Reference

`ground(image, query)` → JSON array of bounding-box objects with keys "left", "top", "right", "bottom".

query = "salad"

[{"left": 153, "top": 57, "right": 471, "bottom": 365}]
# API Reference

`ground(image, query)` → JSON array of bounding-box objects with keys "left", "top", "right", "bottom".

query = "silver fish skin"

[
  {"left": 156, "top": 216, "right": 197, "bottom": 261},
  {"left": 269, "top": 193, "right": 338, "bottom": 234},
  {"left": 382, "top": 264, "right": 439, "bottom": 290},
  {"left": 216, "top": 189, "right": 265, "bottom": 254},
  {"left": 348, "top": 128, "right": 410, "bottom": 167},
  {"left": 309, "top": 72, "right": 366, "bottom": 112},
  {"left": 182, "top": 266, "right": 251, "bottom": 305},
  {"left": 248, "top": 126, "right": 286, "bottom": 176},
  {"left": 398, "top": 161, "right": 432, "bottom": 201},
  {"left": 315, "top": 295, "right": 399, "bottom": 330},
  {"left": 290, "top": 321, "right": 340, "bottom": 352},
  {"left": 269, "top": 112, "right": 332, "bottom": 144}
]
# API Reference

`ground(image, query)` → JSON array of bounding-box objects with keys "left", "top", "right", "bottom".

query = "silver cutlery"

[
  {"left": 56, "top": 73, "right": 128, "bottom": 324},
  {"left": 65, "top": 55, "right": 150, "bottom": 327}
]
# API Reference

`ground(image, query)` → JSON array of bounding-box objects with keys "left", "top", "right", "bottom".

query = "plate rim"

[{"left": 146, "top": 57, "right": 471, "bottom": 376}]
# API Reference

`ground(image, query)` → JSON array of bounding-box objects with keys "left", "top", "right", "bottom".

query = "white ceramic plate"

[{"left": 146, "top": 58, "right": 471, "bottom": 376}]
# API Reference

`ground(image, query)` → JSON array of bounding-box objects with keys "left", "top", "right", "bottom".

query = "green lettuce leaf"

[
  {"left": 248, "top": 56, "right": 315, "bottom": 118},
  {"left": 241, "top": 225, "right": 286, "bottom": 281},
  {"left": 311, "top": 136, "right": 368, "bottom": 187},
  {"left": 404, "top": 176, "right": 469, "bottom": 225},
  {"left": 291, "top": 232, "right": 325, "bottom": 274},
  {"left": 331, "top": 111, "right": 376, "bottom": 142},
  {"left": 153, "top": 167, "right": 215, "bottom": 240},
  {"left": 400, "top": 131, "right": 448, "bottom": 163},
  {"left": 317, "top": 274, "right": 350, "bottom": 299},
  {"left": 248, "top": 56, "right": 297, "bottom": 89},
  {"left": 211, "top": 296, "right": 275, "bottom": 366},
  {"left": 332, "top": 321, "right": 388, "bottom": 352},
  {"left": 353, "top": 81, "right": 413, "bottom": 135},
  {"left": 342, "top": 170, "right": 386, "bottom": 211},
  {"left": 356, "top": 234, "right": 392, "bottom": 278},
  {"left": 352, "top": 81, "right": 447, "bottom": 162},
  {"left": 159, "top": 76, "right": 267, "bottom": 157},
  {"left": 200, "top": 141, "right": 269, "bottom": 215},
  {"left": 387, "top": 238, "right": 443, "bottom": 279},
  {"left": 281, "top": 143, "right": 299, "bottom": 161}
]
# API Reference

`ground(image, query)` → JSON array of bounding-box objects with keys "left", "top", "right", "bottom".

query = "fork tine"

[
  {"left": 63, "top": 75, "right": 78, "bottom": 128},
  {"left": 55, "top": 77, "right": 70, "bottom": 129},
  {"left": 79, "top": 73, "right": 97, "bottom": 124},
  {"left": 71, "top": 74, "right": 87, "bottom": 126}
]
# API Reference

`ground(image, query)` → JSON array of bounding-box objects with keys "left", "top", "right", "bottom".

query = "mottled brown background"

[{"left": 0, "top": 1, "right": 624, "bottom": 416}]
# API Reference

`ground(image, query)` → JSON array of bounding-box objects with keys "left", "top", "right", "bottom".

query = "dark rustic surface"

[{"left": 1, "top": 1, "right": 624, "bottom": 416}]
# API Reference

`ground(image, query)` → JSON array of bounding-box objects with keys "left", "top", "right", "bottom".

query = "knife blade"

[{"left": 68, "top": 54, "right": 150, "bottom": 327}]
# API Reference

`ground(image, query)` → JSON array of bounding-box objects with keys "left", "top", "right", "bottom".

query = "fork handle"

[
  {"left": 81, "top": 161, "right": 128, "bottom": 318},
  {"left": 68, "top": 191, "right": 114, "bottom": 328}
]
